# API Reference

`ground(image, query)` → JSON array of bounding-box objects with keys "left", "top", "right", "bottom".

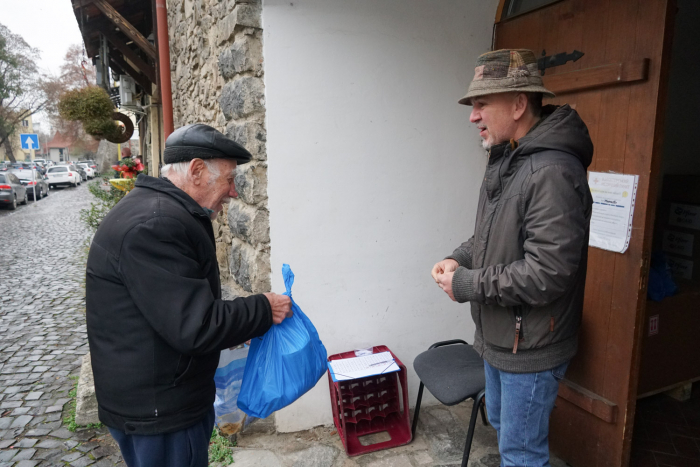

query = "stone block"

[
  {"left": 252, "top": 247, "right": 271, "bottom": 293},
  {"left": 234, "top": 163, "right": 267, "bottom": 205},
  {"left": 229, "top": 241, "right": 270, "bottom": 294},
  {"left": 228, "top": 202, "right": 270, "bottom": 245},
  {"left": 229, "top": 240, "right": 255, "bottom": 293},
  {"left": 231, "top": 449, "right": 281, "bottom": 466},
  {"left": 225, "top": 121, "right": 266, "bottom": 160},
  {"left": 74, "top": 354, "right": 99, "bottom": 426},
  {"left": 218, "top": 33, "right": 263, "bottom": 79},
  {"left": 288, "top": 445, "right": 339, "bottom": 467},
  {"left": 217, "top": 4, "right": 262, "bottom": 45},
  {"left": 220, "top": 76, "right": 265, "bottom": 121},
  {"left": 216, "top": 242, "right": 231, "bottom": 281}
]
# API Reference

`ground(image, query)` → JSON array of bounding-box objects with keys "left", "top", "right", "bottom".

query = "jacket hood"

[
  {"left": 516, "top": 104, "right": 594, "bottom": 168},
  {"left": 134, "top": 174, "right": 211, "bottom": 218}
]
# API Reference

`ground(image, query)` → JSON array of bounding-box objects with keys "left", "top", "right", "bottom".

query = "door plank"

[
  {"left": 543, "top": 60, "right": 650, "bottom": 95},
  {"left": 613, "top": 1, "right": 676, "bottom": 465},
  {"left": 558, "top": 379, "right": 618, "bottom": 423}
]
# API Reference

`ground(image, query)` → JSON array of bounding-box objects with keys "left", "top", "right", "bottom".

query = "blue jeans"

[
  {"left": 484, "top": 360, "right": 568, "bottom": 467},
  {"left": 108, "top": 407, "right": 215, "bottom": 467}
]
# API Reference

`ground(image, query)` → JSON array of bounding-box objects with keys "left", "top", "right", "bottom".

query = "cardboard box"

[
  {"left": 638, "top": 282, "right": 700, "bottom": 396},
  {"left": 668, "top": 203, "right": 700, "bottom": 230},
  {"left": 661, "top": 230, "right": 695, "bottom": 257}
]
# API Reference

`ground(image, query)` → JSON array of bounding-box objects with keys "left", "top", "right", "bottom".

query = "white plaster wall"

[{"left": 262, "top": 0, "right": 499, "bottom": 432}]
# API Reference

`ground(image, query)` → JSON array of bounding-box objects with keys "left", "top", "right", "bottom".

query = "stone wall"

[{"left": 167, "top": 0, "right": 270, "bottom": 296}]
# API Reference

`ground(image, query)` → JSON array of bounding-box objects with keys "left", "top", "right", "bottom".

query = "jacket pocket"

[
  {"left": 481, "top": 304, "right": 518, "bottom": 350},
  {"left": 173, "top": 355, "right": 193, "bottom": 386}
]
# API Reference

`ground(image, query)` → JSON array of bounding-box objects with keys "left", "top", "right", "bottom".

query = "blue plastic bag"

[{"left": 237, "top": 264, "right": 327, "bottom": 419}]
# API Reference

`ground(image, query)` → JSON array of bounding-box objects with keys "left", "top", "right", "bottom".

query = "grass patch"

[
  {"left": 63, "top": 376, "right": 103, "bottom": 432},
  {"left": 209, "top": 428, "right": 235, "bottom": 465}
]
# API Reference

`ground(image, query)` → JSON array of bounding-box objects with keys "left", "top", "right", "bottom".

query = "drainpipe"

[{"left": 155, "top": 0, "right": 174, "bottom": 139}]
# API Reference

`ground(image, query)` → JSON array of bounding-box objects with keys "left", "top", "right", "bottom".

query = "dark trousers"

[{"left": 108, "top": 407, "right": 215, "bottom": 467}]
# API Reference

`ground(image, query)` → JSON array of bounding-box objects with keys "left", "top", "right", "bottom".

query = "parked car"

[
  {"left": 73, "top": 164, "right": 87, "bottom": 181},
  {"left": 0, "top": 161, "right": 10, "bottom": 171},
  {"left": 33, "top": 161, "right": 47, "bottom": 175},
  {"left": 13, "top": 169, "right": 49, "bottom": 200},
  {"left": 0, "top": 172, "right": 28, "bottom": 209},
  {"left": 84, "top": 159, "right": 99, "bottom": 175},
  {"left": 77, "top": 163, "right": 95, "bottom": 179},
  {"left": 47, "top": 165, "right": 81, "bottom": 188}
]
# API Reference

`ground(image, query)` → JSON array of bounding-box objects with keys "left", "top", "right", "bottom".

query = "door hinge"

[{"left": 538, "top": 50, "right": 585, "bottom": 75}]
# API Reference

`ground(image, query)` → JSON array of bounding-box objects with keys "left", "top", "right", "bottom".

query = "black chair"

[{"left": 412, "top": 339, "right": 488, "bottom": 467}]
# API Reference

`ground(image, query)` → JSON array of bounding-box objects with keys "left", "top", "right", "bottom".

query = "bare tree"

[{"left": 0, "top": 23, "right": 47, "bottom": 162}]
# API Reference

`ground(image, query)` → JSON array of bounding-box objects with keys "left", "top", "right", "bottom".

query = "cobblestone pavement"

[{"left": 0, "top": 183, "right": 124, "bottom": 466}]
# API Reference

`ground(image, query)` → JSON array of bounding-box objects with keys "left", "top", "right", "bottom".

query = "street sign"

[{"left": 20, "top": 134, "right": 39, "bottom": 150}]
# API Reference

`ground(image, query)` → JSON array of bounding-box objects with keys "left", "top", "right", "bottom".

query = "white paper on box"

[
  {"left": 328, "top": 351, "right": 400, "bottom": 382},
  {"left": 662, "top": 230, "right": 694, "bottom": 257},
  {"left": 588, "top": 172, "right": 639, "bottom": 253},
  {"left": 666, "top": 255, "right": 694, "bottom": 281},
  {"left": 668, "top": 203, "right": 700, "bottom": 231}
]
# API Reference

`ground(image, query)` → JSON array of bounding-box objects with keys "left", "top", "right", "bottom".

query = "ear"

[
  {"left": 513, "top": 93, "right": 529, "bottom": 121},
  {"left": 189, "top": 158, "right": 206, "bottom": 185}
]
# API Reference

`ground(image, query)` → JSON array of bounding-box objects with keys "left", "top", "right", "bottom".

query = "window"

[
  {"left": 21, "top": 120, "right": 29, "bottom": 127},
  {"left": 501, "top": 0, "right": 561, "bottom": 20},
  {"left": 49, "top": 167, "right": 67, "bottom": 173},
  {"left": 0, "top": 174, "right": 5, "bottom": 183}
]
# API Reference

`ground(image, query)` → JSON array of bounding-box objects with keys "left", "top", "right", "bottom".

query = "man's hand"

[
  {"left": 436, "top": 272, "right": 456, "bottom": 301},
  {"left": 431, "top": 259, "right": 459, "bottom": 282},
  {"left": 263, "top": 293, "right": 293, "bottom": 324}
]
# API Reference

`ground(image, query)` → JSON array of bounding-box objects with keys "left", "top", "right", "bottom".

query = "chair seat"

[{"left": 413, "top": 344, "right": 485, "bottom": 406}]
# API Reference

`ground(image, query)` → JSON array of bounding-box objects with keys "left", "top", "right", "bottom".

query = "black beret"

[{"left": 163, "top": 123, "right": 252, "bottom": 165}]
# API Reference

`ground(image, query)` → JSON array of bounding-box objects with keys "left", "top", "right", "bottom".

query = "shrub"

[{"left": 80, "top": 177, "right": 129, "bottom": 231}]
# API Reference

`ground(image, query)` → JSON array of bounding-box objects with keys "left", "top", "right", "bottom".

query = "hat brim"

[
  {"left": 459, "top": 86, "right": 556, "bottom": 106},
  {"left": 163, "top": 146, "right": 252, "bottom": 165}
]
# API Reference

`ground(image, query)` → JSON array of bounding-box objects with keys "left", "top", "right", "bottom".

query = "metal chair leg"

[
  {"left": 461, "top": 389, "right": 486, "bottom": 467},
  {"left": 480, "top": 397, "right": 488, "bottom": 426},
  {"left": 411, "top": 382, "right": 425, "bottom": 439}
]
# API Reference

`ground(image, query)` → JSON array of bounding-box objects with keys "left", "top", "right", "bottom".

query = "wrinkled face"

[
  {"left": 469, "top": 93, "right": 520, "bottom": 150},
  {"left": 200, "top": 159, "right": 238, "bottom": 218}
]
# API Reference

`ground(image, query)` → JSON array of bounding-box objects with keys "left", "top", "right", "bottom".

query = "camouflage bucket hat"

[{"left": 459, "top": 49, "right": 555, "bottom": 105}]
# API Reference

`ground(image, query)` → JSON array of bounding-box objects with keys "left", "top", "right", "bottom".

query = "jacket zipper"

[{"left": 513, "top": 315, "right": 522, "bottom": 354}]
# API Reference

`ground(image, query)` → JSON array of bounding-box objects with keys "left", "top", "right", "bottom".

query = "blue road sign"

[{"left": 20, "top": 134, "right": 39, "bottom": 150}]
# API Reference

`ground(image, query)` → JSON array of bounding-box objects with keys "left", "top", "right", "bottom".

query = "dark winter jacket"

[
  {"left": 447, "top": 105, "right": 593, "bottom": 373},
  {"left": 86, "top": 175, "right": 273, "bottom": 435}
]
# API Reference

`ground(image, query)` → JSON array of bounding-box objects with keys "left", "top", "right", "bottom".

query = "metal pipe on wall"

[{"left": 155, "top": 0, "right": 174, "bottom": 139}]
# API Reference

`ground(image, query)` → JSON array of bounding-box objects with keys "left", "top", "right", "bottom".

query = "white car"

[
  {"left": 47, "top": 165, "right": 81, "bottom": 188},
  {"left": 78, "top": 163, "right": 95, "bottom": 179}
]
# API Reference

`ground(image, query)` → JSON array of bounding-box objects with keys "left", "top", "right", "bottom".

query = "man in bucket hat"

[
  {"left": 431, "top": 49, "right": 593, "bottom": 465},
  {"left": 86, "top": 124, "right": 293, "bottom": 466}
]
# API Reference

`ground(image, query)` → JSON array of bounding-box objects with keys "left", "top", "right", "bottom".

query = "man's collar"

[{"left": 135, "top": 174, "right": 212, "bottom": 219}]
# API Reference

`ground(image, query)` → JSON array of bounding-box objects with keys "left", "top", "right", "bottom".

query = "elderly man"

[
  {"left": 86, "top": 124, "right": 292, "bottom": 466},
  {"left": 431, "top": 50, "right": 593, "bottom": 465}
]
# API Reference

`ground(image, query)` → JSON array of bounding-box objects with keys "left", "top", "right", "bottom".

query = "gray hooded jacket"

[{"left": 448, "top": 104, "right": 593, "bottom": 373}]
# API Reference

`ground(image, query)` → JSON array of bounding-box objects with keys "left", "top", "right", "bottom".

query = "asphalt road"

[{"left": 0, "top": 182, "right": 124, "bottom": 466}]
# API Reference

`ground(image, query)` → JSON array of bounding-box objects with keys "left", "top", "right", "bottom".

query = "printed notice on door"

[{"left": 588, "top": 172, "right": 639, "bottom": 253}]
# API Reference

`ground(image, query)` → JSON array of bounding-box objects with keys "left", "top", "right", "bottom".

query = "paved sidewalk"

[
  {"left": 229, "top": 402, "right": 568, "bottom": 467},
  {"left": 0, "top": 183, "right": 123, "bottom": 466}
]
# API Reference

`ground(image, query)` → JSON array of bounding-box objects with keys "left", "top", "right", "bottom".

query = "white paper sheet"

[
  {"left": 588, "top": 172, "right": 639, "bottom": 253},
  {"left": 328, "top": 351, "right": 400, "bottom": 382}
]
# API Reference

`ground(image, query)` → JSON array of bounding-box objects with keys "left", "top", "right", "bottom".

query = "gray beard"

[{"left": 481, "top": 139, "right": 491, "bottom": 150}]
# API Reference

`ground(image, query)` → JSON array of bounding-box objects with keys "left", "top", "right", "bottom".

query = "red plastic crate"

[{"left": 328, "top": 345, "right": 412, "bottom": 456}]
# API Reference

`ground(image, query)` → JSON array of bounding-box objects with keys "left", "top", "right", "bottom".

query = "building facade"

[{"left": 1, "top": 113, "right": 36, "bottom": 162}]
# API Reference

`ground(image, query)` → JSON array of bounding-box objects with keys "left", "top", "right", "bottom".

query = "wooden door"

[{"left": 495, "top": 1, "right": 675, "bottom": 466}]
